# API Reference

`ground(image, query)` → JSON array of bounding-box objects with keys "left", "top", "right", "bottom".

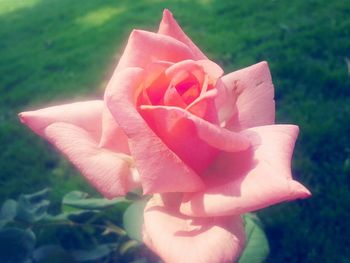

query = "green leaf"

[
  {"left": 71, "top": 244, "right": 117, "bottom": 262},
  {"left": 0, "top": 200, "right": 17, "bottom": 228},
  {"left": 130, "top": 259, "right": 148, "bottom": 263},
  {"left": 33, "top": 245, "right": 74, "bottom": 263},
  {"left": 123, "top": 200, "right": 148, "bottom": 242},
  {"left": 21, "top": 188, "right": 50, "bottom": 201},
  {"left": 43, "top": 210, "right": 98, "bottom": 222},
  {"left": 119, "top": 240, "right": 139, "bottom": 255},
  {"left": 64, "top": 210, "right": 99, "bottom": 223},
  {"left": 16, "top": 197, "right": 50, "bottom": 223},
  {"left": 63, "top": 191, "right": 130, "bottom": 210},
  {"left": 0, "top": 227, "right": 36, "bottom": 263},
  {"left": 16, "top": 189, "right": 50, "bottom": 223},
  {"left": 238, "top": 213, "right": 270, "bottom": 263},
  {"left": 103, "top": 221, "right": 127, "bottom": 236},
  {"left": 125, "top": 191, "right": 143, "bottom": 201}
]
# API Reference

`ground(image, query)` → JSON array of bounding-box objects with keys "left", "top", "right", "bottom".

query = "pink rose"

[{"left": 19, "top": 10, "right": 311, "bottom": 263}]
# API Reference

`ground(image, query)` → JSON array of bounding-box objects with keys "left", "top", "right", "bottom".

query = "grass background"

[{"left": 0, "top": 0, "right": 349, "bottom": 262}]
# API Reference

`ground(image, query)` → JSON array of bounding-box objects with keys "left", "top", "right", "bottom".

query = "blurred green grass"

[{"left": 0, "top": 0, "right": 349, "bottom": 262}]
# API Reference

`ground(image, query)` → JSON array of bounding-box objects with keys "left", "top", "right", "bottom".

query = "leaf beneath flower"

[
  {"left": 123, "top": 200, "right": 148, "bottom": 242},
  {"left": 238, "top": 213, "right": 270, "bottom": 263},
  {"left": 62, "top": 191, "right": 130, "bottom": 210}
]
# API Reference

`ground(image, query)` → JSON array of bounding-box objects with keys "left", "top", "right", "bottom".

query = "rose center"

[{"left": 175, "top": 80, "right": 200, "bottom": 104}]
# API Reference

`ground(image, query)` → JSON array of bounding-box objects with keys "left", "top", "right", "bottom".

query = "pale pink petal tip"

[
  {"left": 163, "top": 8, "right": 173, "bottom": 18},
  {"left": 18, "top": 111, "right": 42, "bottom": 135},
  {"left": 158, "top": 8, "right": 207, "bottom": 60},
  {"left": 18, "top": 111, "right": 37, "bottom": 125},
  {"left": 18, "top": 112, "right": 26, "bottom": 124},
  {"left": 289, "top": 180, "right": 312, "bottom": 199}
]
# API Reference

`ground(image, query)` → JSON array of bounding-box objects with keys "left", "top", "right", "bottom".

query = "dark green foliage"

[
  {"left": 0, "top": 0, "right": 349, "bottom": 262},
  {"left": 0, "top": 200, "right": 17, "bottom": 227},
  {"left": 0, "top": 190, "right": 268, "bottom": 263},
  {"left": 16, "top": 188, "right": 50, "bottom": 223},
  {"left": 0, "top": 189, "right": 158, "bottom": 262},
  {"left": 0, "top": 228, "right": 36, "bottom": 263}
]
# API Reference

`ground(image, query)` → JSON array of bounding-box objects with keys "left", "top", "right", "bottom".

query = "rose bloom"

[{"left": 19, "top": 10, "right": 311, "bottom": 263}]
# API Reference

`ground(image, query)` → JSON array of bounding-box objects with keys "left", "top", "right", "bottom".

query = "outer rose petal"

[
  {"left": 105, "top": 67, "right": 205, "bottom": 194},
  {"left": 218, "top": 61, "right": 275, "bottom": 130},
  {"left": 45, "top": 123, "right": 136, "bottom": 198},
  {"left": 19, "top": 101, "right": 137, "bottom": 198},
  {"left": 99, "top": 107, "right": 130, "bottom": 154},
  {"left": 116, "top": 29, "right": 196, "bottom": 72},
  {"left": 143, "top": 198, "right": 245, "bottom": 263},
  {"left": 158, "top": 9, "right": 207, "bottom": 60},
  {"left": 140, "top": 105, "right": 250, "bottom": 173},
  {"left": 180, "top": 125, "right": 311, "bottom": 217},
  {"left": 19, "top": 100, "right": 103, "bottom": 141}
]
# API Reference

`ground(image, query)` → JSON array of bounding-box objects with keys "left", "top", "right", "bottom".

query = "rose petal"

[
  {"left": 143, "top": 61, "right": 174, "bottom": 105},
  {"left": 218, "top": 61, "right": 275, "bottom": 130},
  {"left": 99, "top": 107, "right": 130, "bottom": 154},
  {"left": 165, "top": 60, "right": 204, "bottom": 84},
  {"left": 143, "top": 198, "right": 245, "bottom": 263},
  {"left": 180, "top": 125, "right": 311, "bottom": 217},
  {"left": 19, "top": 100, "right": 103, "bottom": 141},
  {"left": 139, "top": 105, "right": 250, "bottom": 173},
  {"left": 116, "top": 29, "right": 196, "bottom": 72},
  {"left": 163, "top": 85, "right": 188, "bottom": 108},
  {"left": 142, "top": 59, "right": 222, "bottom": 88},
  {"left": 165, "top": 59, "right": 223, "bottom": 84},
  {"left": 105, "top": 67, "right": 204, "bottom": 194},
  {"left": 186, "top": 88, "right": 219, "bottom": 122},
  {"left": 19, "top": 101, "right": 137, "bottom": 198},
  {"left": 158, "top": 9, "right": 207, "bottom": 60},
  {"left": 45, "top": 123, "right": 137, "bottom": 198},
  {"left": 100, "top": 62, "right": 172, "bottom": 154},
  {"left": 196, "top": 60, "right": 224, "bottom": 83}
]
